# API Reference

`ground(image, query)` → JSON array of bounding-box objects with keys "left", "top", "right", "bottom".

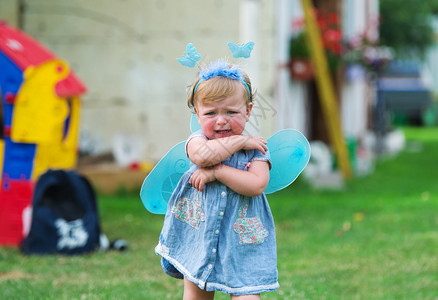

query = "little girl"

[{"left": 155, "top": 60, "right": 279, "bottom": 299}]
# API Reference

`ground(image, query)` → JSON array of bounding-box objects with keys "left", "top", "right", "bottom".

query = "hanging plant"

[
  {"left": 288, "top": 31, "right": 314, "bottom": 80},
  {"left": 344, "top": 25, "right": 394, "bottom": 76},
  {"left": 288, "top": 9, "right": 343, "bottom": 81}
]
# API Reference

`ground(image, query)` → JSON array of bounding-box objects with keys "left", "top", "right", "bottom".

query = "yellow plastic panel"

[
  {"left": 32, "top": 96, "right": 81, "bottom": 180},
  {"left": 11, "top": 59, "right": 70, "bottom": 144}
]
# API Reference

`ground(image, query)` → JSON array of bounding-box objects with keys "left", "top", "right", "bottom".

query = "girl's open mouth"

[{"left": 215, "top": 129, "right": 232, "bottom": 137}]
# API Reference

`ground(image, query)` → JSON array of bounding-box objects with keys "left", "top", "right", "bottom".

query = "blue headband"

[{"left": 193, "top": 60, "right": 251, "bottom": 96}]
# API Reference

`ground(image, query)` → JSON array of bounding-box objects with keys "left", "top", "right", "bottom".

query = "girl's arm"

[
  {"left": 187, "top": 135, "right": 268, "bottom": 167},
  {"left": 189, "top": 160, "right": 270, "bottom": 197}
]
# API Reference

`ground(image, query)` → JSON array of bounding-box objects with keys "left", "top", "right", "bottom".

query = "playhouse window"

[{"left": 62, "top": 97, "right": 73, "bottom": 141}]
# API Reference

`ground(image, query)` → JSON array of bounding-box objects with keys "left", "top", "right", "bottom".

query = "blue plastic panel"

[
  {"left": 2, "top": 137, "right": 35, "bottom": 180},
  {"left": 0, "top": 51, "right": 23, "bottom": 127}
]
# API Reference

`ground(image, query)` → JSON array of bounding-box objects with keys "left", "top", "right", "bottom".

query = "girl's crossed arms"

[{"left": 187, "top": 135, "right": 270, "bottom": 197}]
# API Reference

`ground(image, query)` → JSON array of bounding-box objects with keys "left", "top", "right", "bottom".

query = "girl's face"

[{"left": 194, "top": 87, "right": 252, "bottom": 140}]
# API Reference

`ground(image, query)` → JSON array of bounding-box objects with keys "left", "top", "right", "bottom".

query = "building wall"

[
  {"left": 273, "top": 0, "right": 309, "bottom": 135},
  {"left": 1, "top": 0, "right": 276, "bottom": 161},
  {"left": 0, "top": 0, "right": 20, "bottom": 26}
]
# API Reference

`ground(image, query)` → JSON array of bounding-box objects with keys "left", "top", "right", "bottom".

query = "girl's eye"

[
  {"left": 227, "top": 111, "right": 238, "bottom": 115},
  {"left": 205, "top": 111, "right": 216, "bottom": 116}
]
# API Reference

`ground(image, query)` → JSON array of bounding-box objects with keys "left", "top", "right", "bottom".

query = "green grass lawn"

[{"left": 1, "top": 127, "right": 437, "bottom": 299}]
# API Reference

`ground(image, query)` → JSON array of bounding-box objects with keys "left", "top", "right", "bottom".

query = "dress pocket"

[
  {"left": 172, "top": 192, "right": 205, "bottom": 230},
  {"left": 233, "top": 204, "right": 269, "bottom": 245}
]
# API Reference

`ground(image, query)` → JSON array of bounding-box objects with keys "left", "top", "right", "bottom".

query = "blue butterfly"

[
  {"left": 227, "top": 42, "right": 255, "bottom": 58},
  {"left": 140, "top": 114, "right": 311, "bottom": 214},
  {"left": 177, "top": 43, "right": 201, "bottom": 68}
]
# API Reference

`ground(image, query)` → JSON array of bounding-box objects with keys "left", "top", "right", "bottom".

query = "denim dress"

[{"left": 155, "top": 130, "right": 279, "bottom": 295}]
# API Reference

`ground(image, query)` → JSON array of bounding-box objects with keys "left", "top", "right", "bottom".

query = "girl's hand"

[
  {"left": 241, "top": 136, "right": 268, "bottom": 154},
  {"left": 189, "top": 166, "right": 217, "bottom": 192}
]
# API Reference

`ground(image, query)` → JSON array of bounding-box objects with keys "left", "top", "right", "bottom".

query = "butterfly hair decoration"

[
  {"left": 177, "top": 41, "right": 255, "bottom": 70},
  {"left": 177, "top": 43, "right": 201, "bottom": 68},
  {"left": 227, "top": 42, "right": 255, "bottom": 58},
  {"left": 140, "top": 114, "right": 311, "bottom": 214}
]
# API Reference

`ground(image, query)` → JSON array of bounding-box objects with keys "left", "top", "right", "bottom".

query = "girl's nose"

[{"left": 216, "top": 114, "right": 227, "bottom": 125}]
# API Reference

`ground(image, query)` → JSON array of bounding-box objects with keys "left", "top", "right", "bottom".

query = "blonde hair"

[{"left": 187, "top": 70, "right": 254, "bottom": 109}]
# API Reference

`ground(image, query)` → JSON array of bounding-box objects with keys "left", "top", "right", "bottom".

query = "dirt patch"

[
  {"left": 0, "top": 270, "right": 32, "bottom": 280},
  {"left": 76, "top": 163, "right": 148, "bottom": 194}
]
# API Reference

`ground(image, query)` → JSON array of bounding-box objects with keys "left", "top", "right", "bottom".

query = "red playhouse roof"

[{"left": 0, "top": 21, "right": 86, "bottom": 97}]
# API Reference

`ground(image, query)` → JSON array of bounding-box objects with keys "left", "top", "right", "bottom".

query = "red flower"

[
  {"left": 324, "top": 29, "right": 342, "bottom": 43},
  {"left": 317, "top": 16, "right": 327, "bottom": 29},
  {"left": 290, "top": 9, "right": 344, "bottom": 70},
  {"left": 328, "top": 12, "right": 340, "bottom": 25},
  {"left": 292, "top": 18, "right": 305, "bottom": 29},
  {"left": 329, "top": 43, "right": 343, "bottom": 55}
]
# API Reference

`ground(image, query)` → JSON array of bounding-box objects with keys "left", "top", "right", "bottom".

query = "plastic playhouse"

[{"left": 0, "top": 21, "right": 86, "bottom": 246}]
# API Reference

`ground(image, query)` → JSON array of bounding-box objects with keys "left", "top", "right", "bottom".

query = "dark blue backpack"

[{"left": 21, "top": 170, "right": 102, "bottom": 255}]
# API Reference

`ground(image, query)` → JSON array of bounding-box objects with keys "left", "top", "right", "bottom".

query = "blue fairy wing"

[
  {"left": 141, "top": 113, "right": 199, "bottom": 214},
  {"left": 190, "top": 113, "right": 201, "bottom": 133},
  {"left": 140, "top": 141, "right": 190, "bottom": 214},
  {"left": 265, "top": 129, "right": 311, "bottom": 194}
]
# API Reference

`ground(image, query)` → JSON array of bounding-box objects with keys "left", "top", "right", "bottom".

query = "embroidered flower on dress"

[
  {"left": 172, "top": 193, "right": 205, "bottom": 229},
  {"left": 233, "top": 204, "right": 268, "bottom": 245}
]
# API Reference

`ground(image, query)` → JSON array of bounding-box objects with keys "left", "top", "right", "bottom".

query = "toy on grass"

[
  {"left": 140, "top": 42, "right": 311, "bottom": 214},
  {"left": 0, "top": 21, "right": 86, "bottom": 246}
]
